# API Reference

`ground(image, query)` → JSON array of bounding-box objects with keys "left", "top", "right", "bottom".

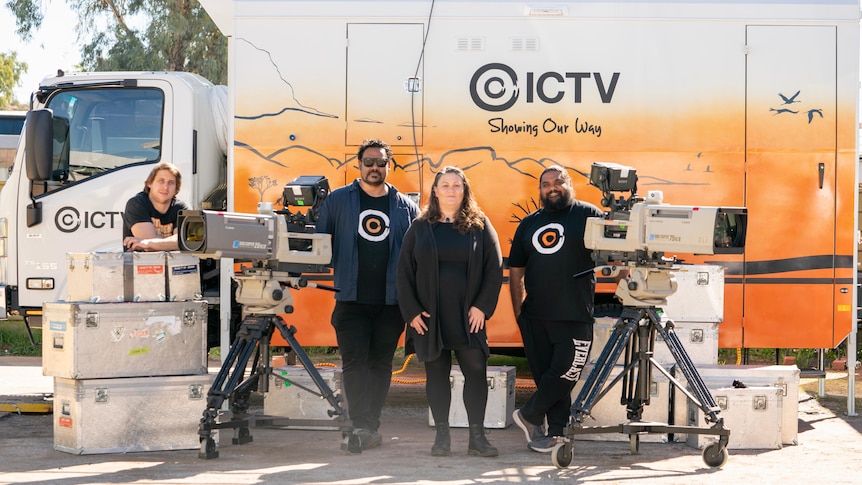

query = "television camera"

[
  {"left": 584, "top": 162, "right": 746, "bottom": 306},
  {"left": 178, "top": 175, "right": 334, "bottom": 314},
  {"left": 178, "top": 176, "right": 349, "bottom": 459},
  {"left": 548, "top": 162, "right": 743, "bottom": 469}
]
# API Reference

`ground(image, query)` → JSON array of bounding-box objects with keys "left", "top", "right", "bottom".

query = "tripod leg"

[
  {"left": 649, "top": 309, "right": 728, "bottom": 452},
  {"left": 651, "top": 312, "right": 720, "bottom": 421},
  {"left": 571, "top": 309, "right": 639, "bottom": 423},
  {"left": 270, "top": 315, "right": 357, "bottom": 452},
  {"left": 199, "top": 333, "right": 252, "bottom": 459},
  {"left": 198, "top": 315, "right": 274, "bottom": 459},
  {"left": 622, "top": 312, "right": 654, "bottom": 421}
]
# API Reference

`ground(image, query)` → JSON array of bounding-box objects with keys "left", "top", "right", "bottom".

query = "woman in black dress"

[{"left": 397, "top": 166, "right": 503, "bottom": 457}]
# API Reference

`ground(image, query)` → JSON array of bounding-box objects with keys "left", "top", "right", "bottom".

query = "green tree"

[
  {"left": 0, "top": 51, "right": 28, "bottom": 107},
  {"left": 5, "top": 0, "right": 226, "bottom": 85}
]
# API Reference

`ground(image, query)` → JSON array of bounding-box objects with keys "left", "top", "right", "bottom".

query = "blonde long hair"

[{"left": 419, "top": 166, "right": 485, "bottom": 233}]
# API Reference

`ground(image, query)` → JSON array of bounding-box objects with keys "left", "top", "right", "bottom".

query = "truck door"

[
  {"left": 14, "top": 81, "right": 174, "bottom": 309},
  {"left": 743, "top": 25, "right": 838, "bottom": 347},
  {"left": 346, "top": 23, "right": 425, "bottom": 147}
]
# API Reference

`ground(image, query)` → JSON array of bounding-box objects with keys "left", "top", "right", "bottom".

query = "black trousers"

[
  {"left": 424, "top": 347, "right": 488, "bottom": 427},
  {"left": 517, "top": 315, "right": 592, "bottom": 437},
  {"left": 331, "top": 301, "right": 405, "bottom": 431}
]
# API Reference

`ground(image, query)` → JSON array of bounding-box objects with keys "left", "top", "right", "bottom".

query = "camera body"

[
  {"left": 177, "top": 176, "right": 334, "bottom": 314},
  {"left": 177, "top": 207, "right": 331, "bottom": 273},
  {"left": 585, "top": 162, "right": 746, "bottom": 265},
  {"left": 177, "top": 175, "right": 332, "bottom": 274},
  {"left": 584, "top": 162, "right": 747, "bottom": 306}
]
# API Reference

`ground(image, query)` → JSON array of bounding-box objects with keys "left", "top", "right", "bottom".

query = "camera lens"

[{"left": 181, "top": 217, "right": 206, "bottom": 252}]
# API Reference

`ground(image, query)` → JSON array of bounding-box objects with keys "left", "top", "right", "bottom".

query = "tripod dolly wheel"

[
  {"left": 629, "top": 434, "right": 640, "bottom": 454},
  {"left": 199, "top": 436, "right": 218, "bottom": 460},
  {"left": 702, "top": 441, "right": 729, "bottom": 468},
  {"left": 551, "top": 441, "right": 573, "bottom": 468}
]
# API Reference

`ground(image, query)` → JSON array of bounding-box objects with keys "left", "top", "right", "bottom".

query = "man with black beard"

[
  {"left": 508, "top": 165, "right": 603, "bottom": 453},
  {"left": 316, "top": 139, "right": 419, "bottom": 453}
]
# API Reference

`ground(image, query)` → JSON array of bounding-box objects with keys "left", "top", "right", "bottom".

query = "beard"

[
  {"left": 541, "top": 189, "right": 573, "bottom": 212},
  {"left": 362, "top": 170, "right": 386, "bottom": 186}
]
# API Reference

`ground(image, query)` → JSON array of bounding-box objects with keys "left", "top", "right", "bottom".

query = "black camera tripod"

[
  {"left": 198, "top": 313, "right": 350, "bottom": 459},
  {"left": 549, "top": 305, "right": 730, "bottom": 469}
]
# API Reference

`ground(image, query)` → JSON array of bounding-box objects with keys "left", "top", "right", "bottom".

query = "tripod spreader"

[
  {"left": 198, "top": 314, "right": 349, "bottom": 459},
  {"left": 550, "top": 305, "right": 730, "bottom": 469}
]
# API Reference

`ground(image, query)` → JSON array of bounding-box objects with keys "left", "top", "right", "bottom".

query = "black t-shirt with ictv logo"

[
  {"left": 356, "top": 189, "right": 391, "bottom": 304},
  {"left": 508, "top": 200, "right": 602, "bottom": 322}
]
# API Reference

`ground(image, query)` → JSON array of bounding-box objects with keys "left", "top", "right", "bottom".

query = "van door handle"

[{"left": 818, "top": 162, "right": 824, "bottom": 189}]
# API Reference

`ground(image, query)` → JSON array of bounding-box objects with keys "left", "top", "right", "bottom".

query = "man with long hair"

[{"left": 122, "top": 161, "right": 189, "bottom": 252}]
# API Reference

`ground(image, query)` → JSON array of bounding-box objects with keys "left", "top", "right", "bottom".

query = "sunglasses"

[{"left": 361, "top": 158, "right": 389, "bottom": 168}]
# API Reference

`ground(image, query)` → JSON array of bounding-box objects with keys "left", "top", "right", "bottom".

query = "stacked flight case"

[{"left": 45, "top": 251, "right": 211, "bottom": 454}]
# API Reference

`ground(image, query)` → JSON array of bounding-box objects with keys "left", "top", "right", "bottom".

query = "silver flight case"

[
  {"left": 42, "top": 300, "right": 208, "bottom": 379},
  {"left": 53, "top": 374, "right": 213, "bottom": 454},
  {"left": 264, "top": 365, "right": 346, "bottom": 430},
  {"left": 428, "top": 365, "right": 516, "bottom": 429}
]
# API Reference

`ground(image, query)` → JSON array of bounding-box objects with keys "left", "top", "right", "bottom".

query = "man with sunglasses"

[{"left": 316, "top": 138, "right": 420, "bottom": 453}]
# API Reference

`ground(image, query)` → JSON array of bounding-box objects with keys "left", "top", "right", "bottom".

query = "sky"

[{"left": 1, "top": 3, "right": 83, "bottom": 105}]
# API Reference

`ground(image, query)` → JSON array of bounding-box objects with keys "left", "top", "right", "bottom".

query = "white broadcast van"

[{"left": 0, "top": 0, "right": 858, "bottom": 354}]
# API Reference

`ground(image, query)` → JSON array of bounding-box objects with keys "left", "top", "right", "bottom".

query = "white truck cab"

[{"left": 0, "top": 71, "right": 227, "bottom": 321}]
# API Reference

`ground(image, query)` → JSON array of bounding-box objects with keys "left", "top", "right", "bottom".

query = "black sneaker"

[{"left": 513, "top": 409, "right": 546, "bottom": 444}]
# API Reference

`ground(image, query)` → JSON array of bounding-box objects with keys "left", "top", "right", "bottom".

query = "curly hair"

[
  {"left": 418, "top": 166, "right": 485, "bottom": 233},
  {"left": 357, "top": 138, "right": 393, "bottom": 162}
]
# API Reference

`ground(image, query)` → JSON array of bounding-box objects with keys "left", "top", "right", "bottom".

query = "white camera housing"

[{"left": 584, "top": 191, "right": 745, "bottom": 257}]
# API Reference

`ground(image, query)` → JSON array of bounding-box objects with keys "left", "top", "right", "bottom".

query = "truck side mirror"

[
  {"left": 24, "top": 109, "right": 54, "bottom": 227},
  {"left": 25, "top": 109, "right": 55, "bottom": 182}
]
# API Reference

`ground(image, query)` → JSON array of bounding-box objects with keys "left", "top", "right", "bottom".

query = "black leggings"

[{"left": 425, "top": 347, "right": 488, "bottom": 427}]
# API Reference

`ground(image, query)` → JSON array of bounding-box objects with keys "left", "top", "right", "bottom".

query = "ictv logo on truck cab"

[{"left": 54, "top": 206, "right": 124, "bottom": 233}]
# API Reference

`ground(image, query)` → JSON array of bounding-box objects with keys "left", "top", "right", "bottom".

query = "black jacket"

[{"left": 396, "top": 218, "right": 503, "bottom": 362}]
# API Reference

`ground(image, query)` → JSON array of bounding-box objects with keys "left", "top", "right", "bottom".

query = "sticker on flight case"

[
  {"left": 171, "top": 265, "right": 198, "bottom": 275},
  {"left": 136, "top": 265, "right": 164, "bottom": 275},
  {"left": 129, "top": 347, "right": 150, "bottom": 356}
]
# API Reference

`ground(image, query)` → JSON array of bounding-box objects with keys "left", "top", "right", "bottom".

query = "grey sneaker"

[
  {"left": 529, "top": 435, "right": 566, "bottom": 453},
  {"left": 340, "top": 432, "right": 352, "bottom": 452},
  {"left": 341, "top": 431, "right": 361, "bottom": 454},
  {"left": 356, "top": 428, "right": 382, "bottom": 450},
  {"left": 513, "top": 409, "right": 545, "bottom": 444}
]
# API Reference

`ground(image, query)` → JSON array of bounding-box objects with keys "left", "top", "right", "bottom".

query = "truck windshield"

[{"left": 45, "top": 88, "right": 163, "bottom": 184}]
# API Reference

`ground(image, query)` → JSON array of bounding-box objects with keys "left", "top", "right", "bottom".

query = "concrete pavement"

[{"left": 2, "top": 356, "right": 862, "bottom": 484}]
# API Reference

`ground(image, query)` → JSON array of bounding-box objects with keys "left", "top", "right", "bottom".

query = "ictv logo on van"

[{"left": 469, "top": 63, "right": 620, "bottom": 112}]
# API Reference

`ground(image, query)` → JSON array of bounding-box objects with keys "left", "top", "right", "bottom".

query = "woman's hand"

[
  {"left": 468, "top": 306, "right": 486, "bottom": 333},
  {"left": 409, "top": 311, "right": 430, "bottom": 335}
]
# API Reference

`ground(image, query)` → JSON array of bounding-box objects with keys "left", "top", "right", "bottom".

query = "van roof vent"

[
  {"left": 456, "top": 37, "right": 485, "bottom": 51},
  {"left": 511, "top": 37, "right": 539, "bottom": 51}
]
